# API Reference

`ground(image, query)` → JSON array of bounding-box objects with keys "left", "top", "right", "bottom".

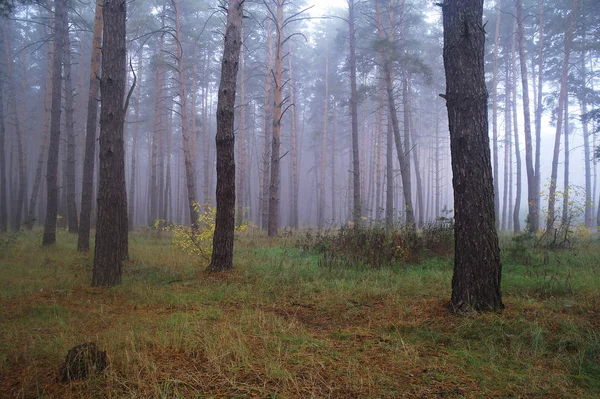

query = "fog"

[{"left": 0, "top": 0, "right": 598, "bottom": 233}]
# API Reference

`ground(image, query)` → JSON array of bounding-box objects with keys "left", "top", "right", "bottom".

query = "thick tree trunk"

[
  {"left": 78, "top": 0, "right": 103, "bottom": 251},
  {"left": 442, "top": 0, "right": 503, "bottom": 312},
  {"left": 516, "top": 0, "right": 538, "bottom": 233},
  {"left": 348, "top": 0, "right": 362, "bottom": 226},
  {"left": 92, "top": 0, "right": 127, "bottom": 286},
  {"left": 546, "top": 0, "right": 577, "bottom": 233},
  {"left": 267, "top": 0, "right": 284, "bottom": 237},
  {"left": 63, "top": 28, "right": 79, "bottom": 234},
  {"left": 209, "top": 0, "right": 243, "bottom": 272},
  {"left": 42, "top": 0, "right": 67, "bottom": 245}
]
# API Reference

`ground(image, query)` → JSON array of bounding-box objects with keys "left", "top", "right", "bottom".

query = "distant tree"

[
  {"left": 42, "top": 0, "right": 67, "bottom": 246},
  {"left": 78, "top": 0, "right": 103, "bottom": 251},
  {"left": 92, "top": 0, "right": 127, "bottom": 286},
  {"left": 442, "top": 0, "right": 503, "bottom": 312},
  {"left": 0, "top": 80, "right": 6, "bottom": 232},
  {"left": 348, "top": 0, "right": 362, "bottom": 227},
  {"left": 208, "top": 0, "right": 244, "bottom": 272}
]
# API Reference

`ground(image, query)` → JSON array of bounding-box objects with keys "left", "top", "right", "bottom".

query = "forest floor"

[{"left": 1, "top": 228, "right": 599, "bottom": 398}]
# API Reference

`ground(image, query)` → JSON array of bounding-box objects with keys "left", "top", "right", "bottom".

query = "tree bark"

[
  {"left": 2, "top": 23, "right": 26, "bottom": 231},
  {"left": 546, "top": 0, "right": 577, "bottom": 233},
  {"left": 129, "top": 47, "right": 142, "bottom": 231},
  {"left": 348, "top": 0, "right": 362, "bottom": 226},
  {"left": 42, "top": 0, "right": 67, "bottom": 245},
  {"left": 209, "top": 0, "right": 243, "bottom": 272},
  {"left": 267, "top": 0, "right": 284, "bottom": 237},
  {"left": 63, "top": 25, "right": 79, "bottom": 234},
  {"left": 442, "top": 0, "right": 503, "bottom": 312},
  {"left": 0, "top": 80, "right": 6, "bottom": 232},
  {"left": 516, "top": 0, "right": 538, "bottom": 233},
  {"left": 78, "top": 0, "right": 103, "bottom": 251},
  {"left": 173, "top": 0, "right": 199, "bottom": 230},
  {"left": 92, "top": 0, "right": 127, "bottom": 286}
]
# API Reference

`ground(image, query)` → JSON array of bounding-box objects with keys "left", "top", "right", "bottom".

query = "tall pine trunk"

[
  {"left": 78, "top": 0, "right": 103, "bottom": 251},
  {"left": 209, "top": 0, "right": 243, "bottom": 272},
  {"left": 92, "top": 0, "right": 128, "bottom": 286},
  {"left": 443, "top": 0, "right": 503, "bottom": 312},
  {"left": 348, "top": 0, "right": 362, "bottom": 226},
  {"left": 42, "top": 0, "right": 67, "bottom": 245},
  {"left": 63, "top": 26, "right": 79, "bottom": 233}
]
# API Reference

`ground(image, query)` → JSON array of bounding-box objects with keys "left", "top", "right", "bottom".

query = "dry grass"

[{"left": 0, "top": 228, "right": 599, "bottom": 398}]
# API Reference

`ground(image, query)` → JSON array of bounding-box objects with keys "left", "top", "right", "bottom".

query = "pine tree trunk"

[
  {"left": 546, "top": 0, "right": 577, "bottom": 234},
  {"left": 511, "top": 22, "right": 522, "bottom": 233},
  {"left": 407, "top": 80, "right": 424, "bottom": 228},
  {"left": 63, "top": 27, "right": 79, "bottom": 234},
  {"left": 149, "top": 35, "right": 165, "bottom": 225},
  {"left": 267, "top": 1, "right": 284, "bottom": 237},
  {"left": 442, "top": 0, "right": 503, "bottom": 312},
  {"left": 318, "top": 43, "right": 329, "bottom": 228},
  {"left": 492, "top": 0, "right": 502, "bottom": 229},
  {"left": 348, "top": 0, "right": 362, "bottom": 226},
  {"left": 2, "top": 23, "right": 26, "bottom": 231},
  {"left": 516, "top": 0, "right": 538, "bottom": 233},
  {"left": 92, "top": 0, "right": 127, "bottom": 286},
  {"left": 562, "top": 101, "right": 569, "bottom": 224},
  {"left": 173, "top": 0, "right": 199, "bottom": 230},
  {"left": 0, "top": 80, "right": 6, "bottom": 232},
  {"left": 375, "top": 0, "right": 415, "bottom": 229},
  {"left": 289, "top": 43, "right": 299, "bottom": 229},
  {"left": 129, "top": 47, "right": 142, "bottom": 231},
  {"left": 29, "top": 31, "right": 54, "bottom": 230},
  {"left": 78, "top": 0, "right": 103, "bottom": 251},
  {"left": 209, "top": 0, "right": 243, "bottom": 272},
  {"left": 261, "top": 20, "right": 273, "bottom": 230},
  {"left": 534, "top": 0, "right": 544, "bottom": 230},
  {"left": 237, "top": 34, "right": 247, "bottom": 224},
  {"left": 42, "top": 0, "right": 67, "bottom": 245}
]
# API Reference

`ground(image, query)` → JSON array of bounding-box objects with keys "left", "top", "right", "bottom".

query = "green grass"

[{"left": 0, "top": 228, "right": 599, "bottom": 398}]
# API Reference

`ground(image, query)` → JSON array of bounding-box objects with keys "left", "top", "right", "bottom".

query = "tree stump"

[{"left": 59, "top": 342, "right": 107, "bottom": 382}]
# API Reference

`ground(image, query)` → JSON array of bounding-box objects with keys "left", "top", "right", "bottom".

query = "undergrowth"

[{"left": 0, "top": 228, "right": 599, "bottom": 398}]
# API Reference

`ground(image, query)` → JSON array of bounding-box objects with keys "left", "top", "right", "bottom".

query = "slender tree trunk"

[
  {"left": 375, "top": 0, "right": 415, "bottom": 229},
  {"left": 42, "top": 0, "right": 67, "bottom": 245},
  {"left": 78, "top": 0, "right": 103, "bottom": 251},
  {"left": 331, "top": 104, "right": 338, "bottom": 223},
  {"left": 261, "top": 20, "right": 273, "bottom": 230},
  {"left": 92, "top": 0, "right": 128, "bottom": 286},
  {"left": 289, "top": 42, "right": 299, "bottom": 229},
  {"left": 492, "top": 0, "right": 502, "bottom": 228},
  {"left": 443, "top": 0, "right": 503, "bottom": 312},
  {"left": 386, "top": 108, "right": 395, "bottom": 228},
  {"left": 408, "top": 80, "right": 424, "bottom": 228},
  {"left": 267, "top": 0, "right": 284, "bottom": 237},
  {"left": 29, "top": 33, "right": 54, "bottom": 229},
  {"left": 173, "top": 0, "right": 199, "bottom": 230},
  {"left": 516, "top": 0, "right": 538, "bottom": 233},
  {"left": 534, "top": 0, "right": 544, "bottom": 228},
  {"left": 0, "top": 80, "right": 6, "bottom": 232},
  {"left": 562, "top": 100, "right": 570, "bottom": 224},
  {"left": 348, "top": 0, "right": 362, "bottom": 226},
  {"left": 209, "top": 0, "right": 243, "bottom": 272},
  {"left": 509, "top": 29, "right": 522, "bottom": 233},
  {"left": 63, "top": 27, "right": 79, "bottom": 234},
  {"left": 580, "top": 49, "right": 593, "bottom": 230},
  {"left": 237, "top": 32, "right": 247, "bottom": 224},
  {"left": 318, "top": 43, "right": 329, "bottom": 228},
  {"left": 129, "top": 48, "right": 142, "bottom": 231},
  {"left": 149, "top": 35, "right": 165, "bottom": 225},
  {"left": 546, "top": 0, "right": 577, "bottom": 233},
  {"left": 2, "top": 24, "right": 26, "bottom": 231}
]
